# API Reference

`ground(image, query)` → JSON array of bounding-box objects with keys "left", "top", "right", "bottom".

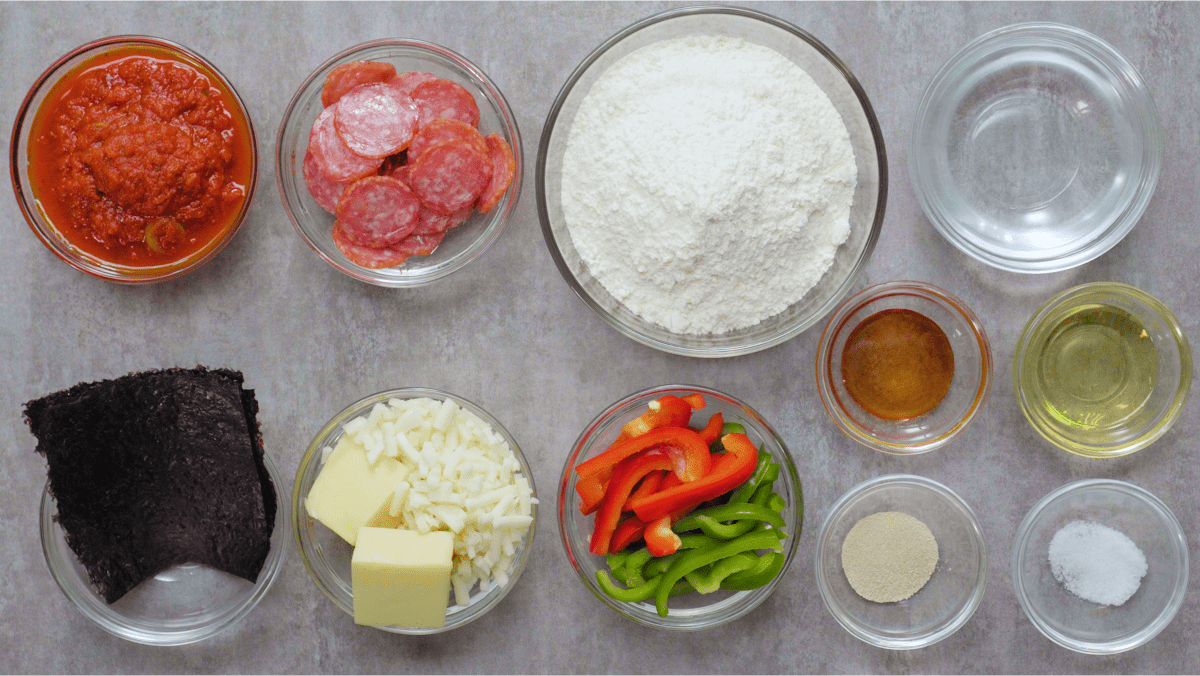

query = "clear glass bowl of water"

[{"left": 910, "top": 23, "right": 1162, "bottom": 273}]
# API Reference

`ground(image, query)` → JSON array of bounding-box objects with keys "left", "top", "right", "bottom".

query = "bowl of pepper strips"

[{"left": 558, "top": 385, "right": 801, "bottom": 629}]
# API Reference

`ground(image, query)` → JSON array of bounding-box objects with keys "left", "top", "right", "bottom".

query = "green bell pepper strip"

[
  {"left": 726, "top": 453, "right": 775, "bottom": 505},
  {"left": 607, "top": 551, "right": 630, "bottom": 574},
  {"left": 654, "top": 528, "right": 784, "bottom": 617},
  {"left": 750, "top": 481, "right": 776, "bottom": 507},
  {"left": 597, "top": 570, "right": 661, "bottom": 603},
  {"left": 667, "top": 579, "right": 695, "bottom": 597},
  {"left": 675, "top": 503, "right": 786, "bottom": 533},
  {"left": 684, "top": 553, "right": 757, "bottom": 593},
  {"left": 722, "top": 422, "right": 746, "bottom": 435},
  {"left": 767, "top": 492, "right": 785, "bottom": 513},
  {"left": 642, "top": 551, "right": 682, "bottom": 579},
  {"left": 720, "top": 551, "right": 786, "bottom": 591},
  {"left": 619, "top": 549, "right": 653, "bottom": 586}
]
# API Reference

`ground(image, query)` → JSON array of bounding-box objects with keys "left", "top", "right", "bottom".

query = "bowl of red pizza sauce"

[{"left": 11, "top": 35, "right": 257, "bottom": 283}]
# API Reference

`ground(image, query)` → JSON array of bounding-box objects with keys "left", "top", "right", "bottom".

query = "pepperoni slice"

[
  {"left": 410, "top": 79, "right": 481, "bottom": 128},
  {"left": 392, "top": 231, "right": 446, "bottom": 256},
  {"left": 388, "top": 71, "right": 438, "bottom": 96},
  {"left": 334, "top": 176, "right": 420, "bottom": 248},
  {"left": 388, "top": 164, "right": 413, "bottom": 188},
  {"left": 476, "top": 134, "right": 515, "bottom": 214},
  {"left": 409, "top": 140, "right": 493, "bottom": 215},
  {"left": 303, "top": 147, "right": 350, "bottom": 214},
  {"left": 310, "top": 108, "right": 382, "bottom": 182},
  {"left": 334, "top": 83, "right": 419, "bottom": 159},
  {"left": 332, "top": 221, "right": 410, "bottom": 269},
  {"left": 408, "top": 118, "right": 488, "bottom": 164},
  {"left": 322, "top": 61, "right": 397, "bottom": 108},
  {"left": 411, "top": 206, "right": 472, "bottom": 235}
]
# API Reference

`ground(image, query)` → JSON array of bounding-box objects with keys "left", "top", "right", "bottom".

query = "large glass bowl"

[
  {"left": 814, "top": 475, "right": 987, "bottom": 650},
  {"left": 1012, "top": 480, "right": 1188, "bottom": 654},
  {"left": 558, "top": 384, "right": 803, "bottom": 630},
  {"left": 910, "top": 23, "right": 1162, "bottom": 273},
  {"left": 816, "top": 281, "right": 993, "bottom": 455},
  {"left": 293, "top": 388, "right": 537, "bottom": 634},
  {"left": 276, "top": 39, "right": 523, "bottom": 288},
  {"left": 10, "top": 35, "right": 258, "bottom": 283},
  {"left": 40, "top": 451, "right": 287, "bottom": 645},
  {"left": 537, "top": 6, "right": 886, "bottom": 357},
  {"left": 1014, "top": 282, "right": 1191, "bottom": 458}
]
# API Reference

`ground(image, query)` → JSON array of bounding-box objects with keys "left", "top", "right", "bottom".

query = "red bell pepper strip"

[
  {"left": 629, "top": 433, "right": 759, "bottom": 523},
  {"left": 681, "top": 393, "right": 706, "bottom": 410},
  {"left": 624, "top": 470, "right": 665, "bottom": 511},
  {"left": 695, "top": 412, "right": 724, "bottom": 446},
  {"left": 610, "top": 515, "right": 647, "bottom": 553},
  {"left": 576, "top": 471, "right": 609, "bottom": 515},
  {"left": 644, "top": 514, "right": 682, "bottom": 556},
  {"left": 610, "top": 396, "right": 698, "bottom": 447},
  {"left": 589, "top": 448, "right": 677, "bottom": 555},
  {"left": 576, "top": 427, "right": 710, "bottom": 484}
]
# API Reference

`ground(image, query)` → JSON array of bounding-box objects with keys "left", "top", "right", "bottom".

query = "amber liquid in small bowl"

[{"left": 841, "top": 309, "right": 955, "bottom": 420}]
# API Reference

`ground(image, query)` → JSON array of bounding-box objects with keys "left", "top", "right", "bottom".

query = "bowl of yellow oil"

[{"left": 1014, "top": 283, "right": 1192, "bottom": 458}]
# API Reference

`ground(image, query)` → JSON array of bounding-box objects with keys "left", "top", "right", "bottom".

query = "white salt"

[{"left": 1048, "top": 520, "right": 1147, "bottom": 606}]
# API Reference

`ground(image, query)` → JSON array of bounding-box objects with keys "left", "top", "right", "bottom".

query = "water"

[{"left": 914, "top": 37, "right": 1152, "bottom": 267}]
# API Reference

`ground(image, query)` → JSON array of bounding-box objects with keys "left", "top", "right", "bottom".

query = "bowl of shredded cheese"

[
  {"left": 293, "top": 388, "right": 538, "bottom": 634},
  {"left": 537, "top": 5, "right": 886, "bottom": 357}
]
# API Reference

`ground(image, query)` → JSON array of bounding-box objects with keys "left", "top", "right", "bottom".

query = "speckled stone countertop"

[{"left": 1, "top": 2, "right": 1197, "bottom": 673}]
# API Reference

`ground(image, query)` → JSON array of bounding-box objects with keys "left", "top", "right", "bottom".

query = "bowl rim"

[
  {"left": 813, "top": 473, "right": 988, "bottom": 650},
  {"left": 39, "top": 449, "right": 288, "bottom": 646},
  {"left": 815, "top": 280, "right": 993, "bottom": 455},
  {"left": 274, "top": 38, "right": 523, "bottom": 288},
  {"left": 291, "top": 386, "right": 538, "bottom": 634},
  {"left": 556, "top": 382, "right": 803, "bottom": 630},
  {"left": 909, "top": 21, "right": 1163, "bottom": 274},
  {"left": 1012, "top": 281, "right": 1192, "bottom": 458},
  {"left": 1010, "top": 478, "right": 1189, "bottom": 654},
  {"left": 536, "top": 4, "right": 888, "bottom": 357},
  {"left": 10, "top": 34, "right": 259, "bottom": 284}
]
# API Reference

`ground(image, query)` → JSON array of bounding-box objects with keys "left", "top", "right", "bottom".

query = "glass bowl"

[
  {"left": 10, "top": 35, "right": 258, "bottom": 283},
  {"left": 537, "top": 6, "right": 886, "bottom": 357},
  {"left": 815, "top": 475, "right": 987, "bottom": 650},
  {"left": 558, "top": 384, "right": 803, "bottom": 630},
  {"left": 815, "top": 281, "right": 992, "bottom": 455},
  {"left": 293, "top": 388, "right": 537, "bottom": 634},
  {"left": 1012, "top": 479, "right": 1188, "bottom": 654},
  {"left": 910, "top": 23, "right": 1162, "bottom": 273},
  {"left": 1014, "top": 282, "right": 1191, "bottom": 458},
  {"left": 276, "top": 39, "right": 523, "bottom": 288},
  {"left": 39, "top": 451, "right": 287, "bottom": 645}
]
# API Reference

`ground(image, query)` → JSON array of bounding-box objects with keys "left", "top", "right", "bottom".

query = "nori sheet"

[{"left": 24, "top": 367, "right": 277, "bottom": 604}]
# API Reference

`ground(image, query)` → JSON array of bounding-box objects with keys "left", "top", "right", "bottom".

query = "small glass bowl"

[
  {"left": 816, "top": 281, "right": 992, "bottom": 454},
  {"left": 10, "top": 35, "right": 258, "bottom": 283},
  {"left": 537, "top": 5, "right": 886, "bottom": 357},
  {"left": 558, "top": 384, "right": 803, "bottom": 630},
  {"left": 1012, "top": 479, "right": 1188, "bottom": 654},
  {"left": 40, "top": 451, "right": 287, "bottom": 645},
  {"left": 910, "top": 23, "right": 1162, "bottom": 273},
  {"left": 276, "top": 39, "right": 523, "bottom": 288},
  {"left": 1014, "top": 282, "right": 1192, "bottom": 458},
  {"left": 815, "top": 475, "right": 987, "bottom": 650},
  {"left": 293, "top": 388, "right": 537, "bottom": 634}
]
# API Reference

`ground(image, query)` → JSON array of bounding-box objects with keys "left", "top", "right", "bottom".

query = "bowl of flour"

[{"left": 537, "top": 6, "right": 886, "bottom": 357}]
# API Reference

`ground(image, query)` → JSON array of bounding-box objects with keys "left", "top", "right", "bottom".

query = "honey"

[{"left": 841, "top": 309, "right": 955, "bottom": 420}]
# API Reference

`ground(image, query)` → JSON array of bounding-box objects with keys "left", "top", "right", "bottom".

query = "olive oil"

[{"left": 1026, "top": 304, "right": 1158, "bottom": 435}]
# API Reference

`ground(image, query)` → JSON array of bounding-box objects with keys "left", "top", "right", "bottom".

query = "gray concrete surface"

[{"left": 1, "top": 2, "right": 1197, "bottom": 673}]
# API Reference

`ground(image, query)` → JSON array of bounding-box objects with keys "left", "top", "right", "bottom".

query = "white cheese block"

[
  {"left": 305, "top": 436, "right": 409, "bottom": 546},
  {"left": 351, "top": 528, "right": 453, "bottom": 628}
]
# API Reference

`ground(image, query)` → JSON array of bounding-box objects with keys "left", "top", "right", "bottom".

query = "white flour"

[{"left": 561, "top": 35, "right": 857, "bottom": 335}]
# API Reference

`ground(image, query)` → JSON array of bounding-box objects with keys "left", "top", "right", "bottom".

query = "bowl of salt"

[{"left": 1012, "top": 479, "right": 1188, "bottom": 654}]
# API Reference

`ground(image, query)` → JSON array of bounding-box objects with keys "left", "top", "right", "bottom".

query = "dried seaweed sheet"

[{"left": 24, "top": 367, "right": 276, "bottom": 604}]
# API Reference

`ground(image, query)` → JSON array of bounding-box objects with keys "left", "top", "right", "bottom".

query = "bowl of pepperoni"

[{"left": 276, "top": 40, "right": 521, "bottom": 287}]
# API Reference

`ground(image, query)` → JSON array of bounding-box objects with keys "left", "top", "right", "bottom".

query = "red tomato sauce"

[{"left": 27, "top": 45, "right": 253, "bottom": 268}]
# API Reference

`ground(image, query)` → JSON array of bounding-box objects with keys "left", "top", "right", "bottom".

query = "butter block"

[
  {"left": 305, "top": 436, "right": 409, "bottom": 546},
  {"left": 351, "top": 528, "right": 453, "bottom": 628}
]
